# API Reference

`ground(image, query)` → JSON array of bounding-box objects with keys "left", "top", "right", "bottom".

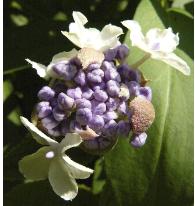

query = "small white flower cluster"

[{"left": 20, "top": 11, "right": 190, "bottom": 202}]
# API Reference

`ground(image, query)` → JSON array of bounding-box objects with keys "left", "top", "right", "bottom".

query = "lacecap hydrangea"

[{"left": 19, "top": 11, "right": 190, "bottom": 201}]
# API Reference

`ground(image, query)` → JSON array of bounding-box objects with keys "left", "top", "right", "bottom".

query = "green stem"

[{"left": 130, "top": 53, "right": 151, "bottom": 68}]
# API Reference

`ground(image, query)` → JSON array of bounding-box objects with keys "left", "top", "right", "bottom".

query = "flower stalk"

[{"left": 130, "top": 53, "right": 151, "bottom": 68}]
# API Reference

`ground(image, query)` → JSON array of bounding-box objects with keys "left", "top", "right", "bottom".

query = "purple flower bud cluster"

[{"left": 34, "top": 44, "right": 153, "bottom": 152}]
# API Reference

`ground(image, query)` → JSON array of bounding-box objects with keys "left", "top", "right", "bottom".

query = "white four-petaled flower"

[
  {"left": 121, "top": 20, "right": 190, "bottom": 75},
  {"left": 19, "top": 117, "right": 93, "bottom": 201},
  {"left": 61, "top": 11, "right": 123, "bottom": 52}
]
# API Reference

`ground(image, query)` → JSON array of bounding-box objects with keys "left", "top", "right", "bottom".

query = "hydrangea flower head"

[{"left": 20, "top": 11, "right": 190, "bottom": 201}]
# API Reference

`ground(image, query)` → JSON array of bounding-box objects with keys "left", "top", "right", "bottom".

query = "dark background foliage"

[{"left": 4, "top": 0, "right": 194, "bottom": 205}]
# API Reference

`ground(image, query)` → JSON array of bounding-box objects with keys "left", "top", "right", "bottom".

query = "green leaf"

[
  {"left": 92, "top": 158, "right": 106, "bottom": 194},
  {"left": 10, "top": 14, "right": 29, "bottom": 27},
  {"left": 172, "top": 0, "right": 193, "bottom": 9},
  {"left": 3, "top": 80, "right": 13, "bottom": 102},
  {"left": 167, "top": 7, "right": 193, "bottom": 19},
  {"left": 102, "top": 1, "right": 194, "bottom": 206}
]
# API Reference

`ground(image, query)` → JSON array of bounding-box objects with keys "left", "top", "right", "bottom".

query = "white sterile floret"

[
  {"left": 19, "top": 117, "right": 93, "bottom": 201},
  {"left": 25, "top": 49, "right": 78, "bottom": 79},
  {"left": 121, "top": 20, "right": 190, "bottom": 75},
  {"left": 61, "top": 11, "right": 123, "bottom": 52}
]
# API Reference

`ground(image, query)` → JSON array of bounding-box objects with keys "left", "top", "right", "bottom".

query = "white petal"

[
  {"left": 121, "top": 20, "right": 147, "bottom": 51},
  {"left": 48, "top": 158, "right": 78, "bottom": 201},
  {"left": 82, "top": 28, "right": 102, "bottom": 49},
  {"left": 153, "top": 52, "right": 190, "bottom": 75},
  {"left": 145, "top": 27, "right": 179, "bottom": 53},
  {"left": 51, "top": 49, "right": 78, "bottom": 64},
  {"left": 19, "top": 146, "right": 52, "bottom": 181},
  {"left": 98, "top": 24, "right": 123, "bottom": 51},
  {"left": 59, "top": 133, "right": 82, "bottom": 153},
  {"left": 101, "top": 24, "right": 123, "bottom": 40},
  {"left": 20, "top": 117, "right": 58, "bottom": 146},
  {"left": 61, "top": 12, "right": 88, "bottom": 49},
  {"left": 25, "top": 59, "right": 48, "bottom": 79},
  {"left": 72, "top": 11, "right": 88, "bottom": 26},
  {"left": 61, "top": 31, "right": 83, "bottom": 49},
  {"left": 63, "top": 155, "right": 93, "bottom": 179}
]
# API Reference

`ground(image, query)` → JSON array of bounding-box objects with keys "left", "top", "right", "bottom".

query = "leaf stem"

[
  {"left": 3, "top": 65, "right": 30, "bottom": 75},
  {"left": 130, "top": 53, "right": 151, "bottom": 68}
]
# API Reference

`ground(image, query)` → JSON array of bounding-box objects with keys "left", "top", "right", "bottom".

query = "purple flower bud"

[
  {"left": 137, "top": 86, "right": 152, "bottom": 101},
  {"left": 101, "top": 61, "right": 115, "bottom": 71},
  {"left": 82, "top": 86, "right": 94, "bottom": 99},
  {"left": 103, "top": 111, "right": 118, "bottom": 122},
  {"left": 74, "top": 70, "right": 86, "bottom": 86},
  {"left": 69, "top": 120, "right": 82, "bottom": 132},
  {"left": 75, "top": 98, "right": 91, "bottom": 109},
  {"left": 60, "top": 120, "right": 70, "bottom": 135},
  {"left": 69, "top": 58, "right": 82, "bottom": 68},
  {"left": 118, "top": 64, "right": 129, "bottom": 78},
  {"left": 117, "top": 101, "right": 127, "bottom": 115},
  {"left": 92, "top": 100, "right": 106, "bottom": 115},
  {"left": 37, "top": 86, "right": 55, "bottom": 101},
  {"left": 93, "top": 90, "right": 108, "bottom": 102},
  {"left": 67, "top": 87, "right": 82, "bottom": 99},
  {"left": 53, "top": 63, "right": 77, "bottom": 80},
  {"left": 47, "top": 126, "right": 61, "bottom": 137},
  {"left": 92, "top": 82, "right": 106, "bottom": 91},
  {"left": 128, "top": 69, "right": 141, "bottom": 82},
  {"left": 104, "top": 67, "right": 121, "bottom": 82},
  {"left": 50, "top": 98, "right": 58, "bottom": 108},
  {"left": 106, "top": 97, "right": 120, "bottom": 111},
  {"left": 41, "top": 115, "right": 59, "bottom": 130},
  {"left": 117, "top": 120, "right": 130, "bottom": 137},
  {"left": 89, "top": 115, "right": 105, "bottom": 132},
  {"left": 87, "top": 63, "right": 100, "bottom": 71},
  {"left": 52, "top": 63, "right": 66, "bottom": 75},
  {"left": 76, "top": 108, "right": 92, "bottom": 125},
  {"left": 126, "top": 81, "right": 140, "bottom": 97},
  {"left": 87, "top": 69, "right": 104, "bottom": 84},
  {"left": 115, "top": 44, "right": 129, "bottom": 60},
  {"left": 57, "top": 92, "right": 74, "bottom": 109},
  {"left": 52, "top": 106, "right": 66, "bottom": 121},
  {"left": 106, "top": 80, "right": 120, "bottom": 97},
  {"left": 118, "top": 64, "right": 140, "bottom": 82},
  {"left": 103, "top": 120, "right": 118, "bottom": 137},
  {"left": 131, "top": 133, "right": 147, "bottom": 148},
  {"left": 104, "top": 48, "right": 117, "bottom": 61},
  {"left": 36, "top": 101, "right": 52, "bottom": 118}
]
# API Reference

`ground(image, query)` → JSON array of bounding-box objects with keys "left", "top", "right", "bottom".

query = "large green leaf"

[{"left": 102, "top": 0, "right": 193, "bottom": 206}]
